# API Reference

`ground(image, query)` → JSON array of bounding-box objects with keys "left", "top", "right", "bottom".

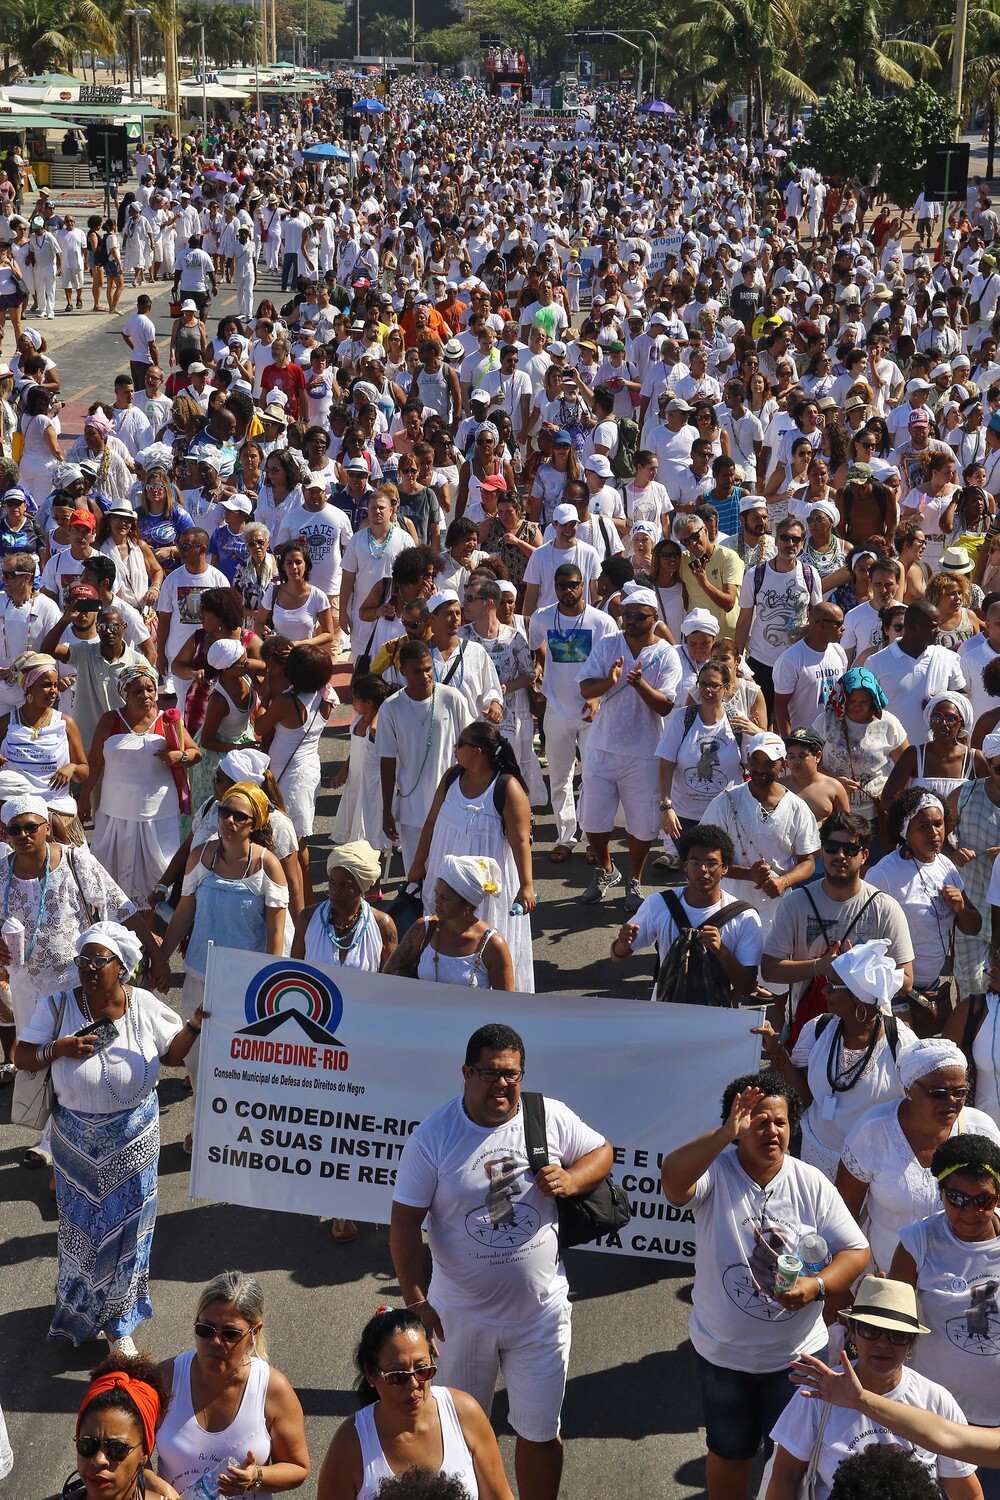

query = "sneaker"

[
  {"left": 0, "top": 1062, "right": 13, "bottom": 1087},
  {"left": 624, "top": 878, "right": 644, "bottom": 914},
  {"left": 109, "top": 1334, "right": 138, "bottom": 1356},
  {"left": 581, "top": 864, "right": 621, "bottom": 903}
]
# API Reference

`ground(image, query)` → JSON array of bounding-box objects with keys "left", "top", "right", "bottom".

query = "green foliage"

[
  {"left": 0, "top": 0, "right": 115, "bottom": 76},
  {"left": 421, "top": 23, "right": 477, "bottom": 66},
  {"left": 367, "top": 11, "right": 412, "bottom": 52},
  {"left": 805, "top": 84, "right": 882, "bottom": 183},
  {"left": 806, "top": 81, "right": 957, "bottom": 199},
  {"left": 466, "top": 0, "right": 584, "bottom": 75}
]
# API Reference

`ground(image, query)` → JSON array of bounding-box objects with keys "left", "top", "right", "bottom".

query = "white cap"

[
  {"left": 747, "top": 731, "right": 787, "bottom": 762},
  {"left": 552, "top": 502, "right": 579, "bottom": 525},
  {"left": 427, "top": 588, "right": 460, "bottom": 612}
]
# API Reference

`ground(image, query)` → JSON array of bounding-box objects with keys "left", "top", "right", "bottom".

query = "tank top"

[
  {"left": 416, "top": 920, "right": 495, "bottom": 988},
  {"left": 354, "top": 1387, "right": 479, "bottom": 1500},
  {"left": 157, "top": 1351, "right": 272, "bottom": 1497},
  {"left": 269, "top": 691, "right": 324, "bottom": 783},
  {"left": 1, "top": 708, "right": 74, "bottom": 810},
  {"left": 416, "top": 367, "right": 451, "bottom": 419},
  {"left": 303, "top": 899, "right": 384, "bottom": 971},
  {"left": 100, "top": 712, "right": 173, "bottom": 820},
  {"left": 911, "top": 742, "right": 973, "bottom": 801}
]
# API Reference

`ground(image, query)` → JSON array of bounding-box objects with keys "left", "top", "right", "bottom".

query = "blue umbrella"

[
  {"left": 303, "top": 142, "right": 350, "bottom": 160},
  {"left": 638, "top": 99, "right": 677, "bottom": 114},
  {"left": 354, "top": 97, "right": 388, "bottom": 113},
  {"left": 423, "top": 89, "right": 445, "bottom": 105}
]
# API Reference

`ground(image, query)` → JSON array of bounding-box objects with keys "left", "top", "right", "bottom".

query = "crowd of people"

[{"left": 8, "top": 61, "right": 1000, "bottom": 1500}]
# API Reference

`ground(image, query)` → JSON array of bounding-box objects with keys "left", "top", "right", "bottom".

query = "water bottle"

[
  {"left": 799, "top": 1232, "right": 829, "bottom": 1274},
  {"left": 509, "top": 901, "right": 525, "bottom": 916}
]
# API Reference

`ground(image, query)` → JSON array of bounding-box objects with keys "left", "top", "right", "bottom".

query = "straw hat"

[{"left": 840, "top": 1275, "right": 929, "bottom": 1335}]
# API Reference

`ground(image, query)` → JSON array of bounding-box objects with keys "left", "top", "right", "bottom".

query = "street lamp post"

[
  {"left": 200, "top": 22, "right": 208, "bottom": 127},
  {"left": 124, "top": 8, "right": 135, "bottom": 95},
  {"left": 133, "top": 8, "right": 150, "bottom": 97}
]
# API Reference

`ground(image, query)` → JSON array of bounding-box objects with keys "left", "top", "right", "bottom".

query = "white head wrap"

[
  {"left": 682, "top": 607, "right": 721, "bottom": 638},
  {"left": 207, "top": 638, "right": 247, "bottom": 671},
  {"left": 900, "top": 791, "right": 944, "bottom": 844},
  {"left": 1, "top": 795, "right": 49, "bottom": 826},
  {"left": 897, "top": 1038, "right": 968, "bottom": 1091},
  {"left": 220, "top": 748, "right": 270, "bottom": 786},
  {"left": 327, "top": 840, "right": 382, "bottom": 892},
  {"left": 831, "top": 939, "right": 904, "bottom": 1014},
  {"left": 623, "top": 587, "right": 658, "bottom": 610},
  {"left": 74, "top": 921, "right": 144, "bottom": 974},
  {"left": 440, "top": 853, "right": 502, "bottom": 909},
  {"left": 0, "top": 771, "right": 32, "bottom": 803},
  {"left": 925, "top": 693, "right": 974, "bottom": 737},
  {"left": 984, "top": 729, "right": 1000, "bottom": 762}
]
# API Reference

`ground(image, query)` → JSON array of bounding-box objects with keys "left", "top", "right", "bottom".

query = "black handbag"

[
  {"left": 521, "top": 1091, "right": 631, "bottom": 1254},
  {"left": 385, "top": 882, "right": 424, "bottom": 943}
]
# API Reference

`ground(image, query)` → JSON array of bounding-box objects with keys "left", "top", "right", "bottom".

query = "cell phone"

[{"left": 76, "top": 1017, "right": 118, "bottom": 1051}]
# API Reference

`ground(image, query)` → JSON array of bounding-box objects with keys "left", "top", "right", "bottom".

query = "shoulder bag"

[
  {"left": 11, "top": 989, "right": 68, "bottom": 1130},
  {"left": 521, "top": 1091, "right": 631, "bottom": 1254},
  {"left": 756, "top": 1401, "right": 831, "bottom": 1500}
]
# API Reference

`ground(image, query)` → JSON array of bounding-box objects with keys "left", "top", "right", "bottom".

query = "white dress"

[
  {"left": 302, "top": 900, "right": 383, "bottom": 971},
  {"left": 332, "top": 715, "right": 380, "bottom": 844},
  {"left": 17, "top": 411, "right": 60, "bottom": 506},
  {"left": 270, "top": 690, "right": 325, "bottom": 839},
  {"left": 421, "top": 773, "right": 533, "bottom": 993},
  {"left": 90, "top": 712, "right": 181, "bottom": 906}
]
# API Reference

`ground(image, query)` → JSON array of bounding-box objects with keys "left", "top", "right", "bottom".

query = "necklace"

[
  {"left": 433, "top": 927, "right": 488, "bottom": 986},
  {"left": 4, "top": 844, "right": 49, "bottom": 958},
  {"left": 82, "top": 984, "right": 151, "bottom": 1109},
  {"left": 397, "top": 687, "right": 436, "bottom": 798},
  {"left": 826, "top": 1016, "right": 883, "bottom": 1093},
  {"left": 367, "top": 522, "right": 394, "bottom": 558},
  {"left": 322, "top": 899, "right": 369, "bottom": 954}
]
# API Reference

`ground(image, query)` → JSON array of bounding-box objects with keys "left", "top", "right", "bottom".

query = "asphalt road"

[{"left": 2, "top": 227, "right": 728, "bottom": 1500}]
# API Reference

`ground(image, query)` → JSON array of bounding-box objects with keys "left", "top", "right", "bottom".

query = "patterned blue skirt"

[{"left": 49, "top": 1091, "right": 159, "bottom": 1344}]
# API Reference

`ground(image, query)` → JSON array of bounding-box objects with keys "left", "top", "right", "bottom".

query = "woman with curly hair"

[
  {"left": 924, "top": 569, "right": 981, "bottom": 649},
  {"left": 45, "top": 1348, "right": 172, "bottom": 1499}
]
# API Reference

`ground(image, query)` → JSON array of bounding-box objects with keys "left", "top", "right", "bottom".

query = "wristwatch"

[
  {"left": 659, "top": 798, "right": 673, "bottom": 811},
  {"left": 180, "top": 750, "right": 189, "bottom": 766},
  {"left": 814, "top": 1275, "right": 827, "bottom": 1302}
]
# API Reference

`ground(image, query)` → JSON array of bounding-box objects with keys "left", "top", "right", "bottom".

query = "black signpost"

[{"left": 85, "top": 123, "right": 129, "bottom": 216}]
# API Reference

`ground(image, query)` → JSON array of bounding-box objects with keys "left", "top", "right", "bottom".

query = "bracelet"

[
  {"left": 185, "top": 1021, "right": 201, "bottom": 1036},
  {"left": 611, "top": 939, "right": 628, "bottom": 958},
  {"left": 405, "top": 1297, "right": 427, "bottom": 1309},
  {"left": 249, "top": 1466, "right": 264, "bottom": 1492},
  {"left": 39, "top": 1041, "right": 54, "bottom": 1064}
]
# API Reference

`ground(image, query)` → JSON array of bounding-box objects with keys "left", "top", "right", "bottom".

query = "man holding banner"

[{"left": 390, "top": 1021, "right": 612, "bottom": 1500}]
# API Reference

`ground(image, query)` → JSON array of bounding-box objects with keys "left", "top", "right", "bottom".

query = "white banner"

[
  {"left": 648, "top": 233, "right": 684, "bottom": 273},
  {"left": 518, "top": 105, "right": 596, "bottom": 132},
  {"left": 190, "top": 946, "right": 762, "bottom": 1263}
]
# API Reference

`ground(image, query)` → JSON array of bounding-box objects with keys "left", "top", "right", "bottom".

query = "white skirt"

[
  {"left": 90, "top": 810, "right": 181, "bottom": 908},
  {"left": 279, "top": 755, "right": 321, "bottom": 839}
]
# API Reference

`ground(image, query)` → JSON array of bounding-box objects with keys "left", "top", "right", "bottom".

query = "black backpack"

[
  {"left": 609, "top": 416, "right": 639, "bottom": 480},
  {"left": 654, "top": 889, "right": 752, "bottom": 1005}
]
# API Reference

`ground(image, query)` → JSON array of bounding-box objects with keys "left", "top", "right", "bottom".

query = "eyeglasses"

[
  {"left": 76, "top": 954, "right": 117, "bottom": 970},
  {"left": 930, "top": 711, "right": 961, "bottom": 725},
  {"left": 823, "top": 840, "right": 864, "bottom": 858},
  {"left": 943, "top": 1185, "right": 1000, "bottom": 1210},
  {"left": 178, "top": 540, "right": 202, "bottom": 551},
  {"left": 555, "top": 579, "right": 582, "bottom": 590},
  {"left": 467, "top": 1065, "right": 523, "bottom": 1083},
  {"left": 76, "top": 1436, "right": 140, "bottom": 1463},
  {"left": 850, "top": 1320, "right": 914, "bottom": 1347},
  {"left": 377, "top": 1364, "right": 438, "bottom": 1386},
  {"left": 5, "top": 820, "right": 44, "bottom": 837},
  {"left": 686, "top": 856, "right": 723, "bottom": 870},
  {"left": 622, "top": 611, "right": 654, "bottom": 623},
  {"left": 917, "top": 1082, "right": 969, "bottom": 1102},
  {"left": 194, "top": 1320, "right": 251, "bottom": 1344},
  {"left": 219, "top": 806, "right": 252, "bottom": 826}
]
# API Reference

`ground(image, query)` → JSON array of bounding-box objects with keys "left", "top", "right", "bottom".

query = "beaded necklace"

[
  {"left": 321, "top": 899, "right": 370, "bottom": 955},
  {"left": 367, "top": 522, "right": 394, "bottom": 559},
  {"left": 397, "top": 687, "right": 437, "bottom": 798},
  {"left": 4, "top": 844, "right": 49, "bottom": 958}
]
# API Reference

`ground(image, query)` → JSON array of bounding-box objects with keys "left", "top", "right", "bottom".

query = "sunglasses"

[
  {"left": 75, "top": 1436, "right": 140, "bottom": 1464},
  {"left": 2, "top": 570, "right": 30, "bottom": 580},
  {"left": 777, "top": 532, "right": 804, "bottom": 544},
  {"left": 943, "top": 1185, "right": 1000, "bottom": 1210},
  {"left": 219, "top": 806, "right": 252, "bottom": 826},
  {"left": 823, "top": 840, "right": 864, "bottom": 858},
  {"left": 6, "top": 820, "right": 44, "bottom": 836},
  {"left": 622, "top": 611, "right": 654, "bottom": 623},
  {"left": 850, "top": 1320, "right": 914, "bottom": 1347},
  {"left": 194, "top": 1319, "right": 250, "bottom": 1344},
  {"left": 930, "top": 711, "right": 961, "bottom": 725},
  {"left": 918, "top": 1083, "right": 969, "bottom": 1101},
  {"left": 377, "top": 1364, "right": 438, "bottom": 1386},
  {"left": 76, "top": 954, "right": 118, "bottom": 970}
]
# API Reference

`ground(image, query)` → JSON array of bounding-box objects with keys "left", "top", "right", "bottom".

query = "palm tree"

[
  {"left": 672, "top": 0, "right": 816, "bottom": 138},
  {"left": 801, "top": 0, "right": 938, "bottom": 93},
  {"left": 3, "top": 0, "right": 114, "bottom": 76}
]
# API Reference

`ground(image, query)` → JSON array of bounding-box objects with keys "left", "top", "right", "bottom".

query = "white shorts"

[
  {"left": 434, "top": 1297, "right": 572, "bottom": 1442},
  {"left": 578, "top": 745, "right": 660, "bottom": 841}
]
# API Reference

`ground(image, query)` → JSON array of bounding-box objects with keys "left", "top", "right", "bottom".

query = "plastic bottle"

[
  {"left": 509, "top": 901, "right": 525, "bottom": 916},
  {"left": 799, "top": 1232, "right": 829, "bottom": 1274}
]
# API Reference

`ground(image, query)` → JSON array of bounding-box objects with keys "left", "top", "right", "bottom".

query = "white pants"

[
  {"left": 181, "top": 971, "right": 205, "bottom": 1091},
  {"left": 434, "top": 1297, "right": 572, "bottom": 1441},
  {"left": 398, "top": 822, "right": 422, "bottom": 872},
  {"left": 236, "top": 271, "right": 255, "bottom": 321},
  {"left": 35, "top": 267, "right": 56, "bottom": 317},
  {"left": 544, "top": 710, "right": 591, "bottom": 846}
]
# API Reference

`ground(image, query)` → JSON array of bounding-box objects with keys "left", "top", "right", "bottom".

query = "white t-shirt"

[
  {"left": 865, "top": 642, "right": 967, "bottom": 745},
  {"left": 867, "top": 850, "right": 964, "bottom": 989},
  {"left": 628, "top": 885, "right": 763, "bottom": 1001},
  {"left": 738, "top": 560, "right": 822, "bottom": 667},
  {"left": 393, "top": 1094, "right": 605, "bottom": 1325},
  {"left": 772, "top": 640, "right": 847, "bottom": 730},
  {"left": 841, "top": 1099, "right": 1000, "bottom": 1271},
  {"left": 578, "top": 633, "right": 683, "bottom": 756},
  {"left": 122, "top": 311, "right": 157, "bottom": 365},
  {"left": 674, "top": 1148, "right": 868, "bottom": 1372},
  {"left": 655, "top": 709, "right": 745, "bottom": 820},
  {"left": 528, "top": 604, "right": 618, "bottom": 720},
  {"left": 21, "top": 984, "right": 182, "bottom": 1115},
  {"left": 902, "top": 1208, "right": 1000, "bottom": 1424},
  {"left": 375, "top": 683, "right": 472, "bottom": 828},
  {"left": 958, "top": 632, "right": 1000, "bottom": 726},
  {"left": 770, "top": 1369, "right": 976, "bottom": 1499},
  {"left": 840, "top": 600, "right": 884, "bottom": 660},
  {"left": 523, "top": 541, "right": 601, "bottom": 612},
  {"left": 271, "top": 502, "right": 354, "bottom": 595},
  {"left": 791, "top": 1015, "right": 917, "bottom": 1175},
  {"left": 157, "top": 563, "right": 229, "bottom": 656},
  {"left": 702, "top": 784, "right": 821, "bottom": 919}
]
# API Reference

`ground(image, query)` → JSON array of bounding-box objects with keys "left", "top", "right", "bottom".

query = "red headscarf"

[{"left": 77, "top": 1372, "right": 161, "bottom": 1456}]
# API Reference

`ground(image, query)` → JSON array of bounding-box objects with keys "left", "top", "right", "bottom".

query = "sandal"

[
  {"left": 549, "top": 844, "right": 573, "bottom": 863},
  {"left": 585, "top": 847, "right": 597, "bottom": 865},
  {"left": 23, "top": 1147, "right": 52, "bottom": 1169},
  {"left": 331, "top": 1218, "right": 358, "bottom": 1242}
]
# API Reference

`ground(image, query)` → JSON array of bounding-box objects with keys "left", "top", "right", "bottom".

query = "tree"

[
  {"left": 804, "top": 83, "right": 882, "bottom": 184},
  {"left": 801, "top": 0, "right": 938, "bottom": 94},
  {"left": 421, "top": 22, "right": 477, "bottom": 67},
  {"left": 1, "top": 0, "right": 114, "bottom": 76},
  {"left": 368, "top": 10, "right": 412, "bottom": 52},
  {"left": 671, "top": 0, "right": 816, "bottom": 139},
  {"left": 877, "top": 80, "right": 958, "bottom": 204},
  {"left": 465, "top": 0, "right": 584, "bottom": 77}
]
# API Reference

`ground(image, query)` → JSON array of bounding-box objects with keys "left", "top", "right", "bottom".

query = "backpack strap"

[
  {"left": 751, "top": 560, "right": 767, "bottom": 606},
  {"left": 682, "top": 703, "right": 699, "bottom": 737},
  {"left": 491, "top": 771, "right": 512, "bottom": 822},
  {"left": 661, "top": 889, "right": 693, "bottom": 932},
  {"left": 521, "top": 1091, "right": 550, "bottom": 1174},
  {"left": 840, "top": 891, "right": 879, "bottom": 945},
  {"left": 884, "top": 1013, "right": 899, "bottom": 1061},
  {"left": 801, "top": 883, "right": 834, "bottom": 948},
  {"left": 707, "top": 899, "right": 752, "bottom": 931},
  {"left": 961, "top": 992, "right": 989, "bottom": 1061}
]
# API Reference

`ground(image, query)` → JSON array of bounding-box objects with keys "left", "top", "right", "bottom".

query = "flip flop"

[
  {"left": 331, "top": 1218, "right": 358, "bottom": 1243},
  {"left": 548, "top": 844, "right": 573, "bottom": 863}
]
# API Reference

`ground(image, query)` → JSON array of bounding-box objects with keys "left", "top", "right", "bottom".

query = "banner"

[
  {"left": 648, "top": 233, "right": 684, "bottom": 273},
  {"left": 190, "top": 947, "right": 762, "bottom": 1262},
  {"left": 518, "top": 105, "right": 596, "bottom": 132}
]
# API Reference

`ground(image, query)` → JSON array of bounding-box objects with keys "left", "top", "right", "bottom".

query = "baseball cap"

[
  {"left": 584, "top": 455, "right": 613, "bottom": 478},
  {"left": 69, "top": 509, "right": 97, "bottom": 530},
  {"left": 747, "top": 731, "right": 787, "bottom": 762},
  {"left": 552, "top": 502, "right": 579, "bottom": 525}
]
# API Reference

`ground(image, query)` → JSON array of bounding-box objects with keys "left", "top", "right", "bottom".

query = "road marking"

[{"left": 67, "top": 384, "right": 98, "bottom": 402}]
